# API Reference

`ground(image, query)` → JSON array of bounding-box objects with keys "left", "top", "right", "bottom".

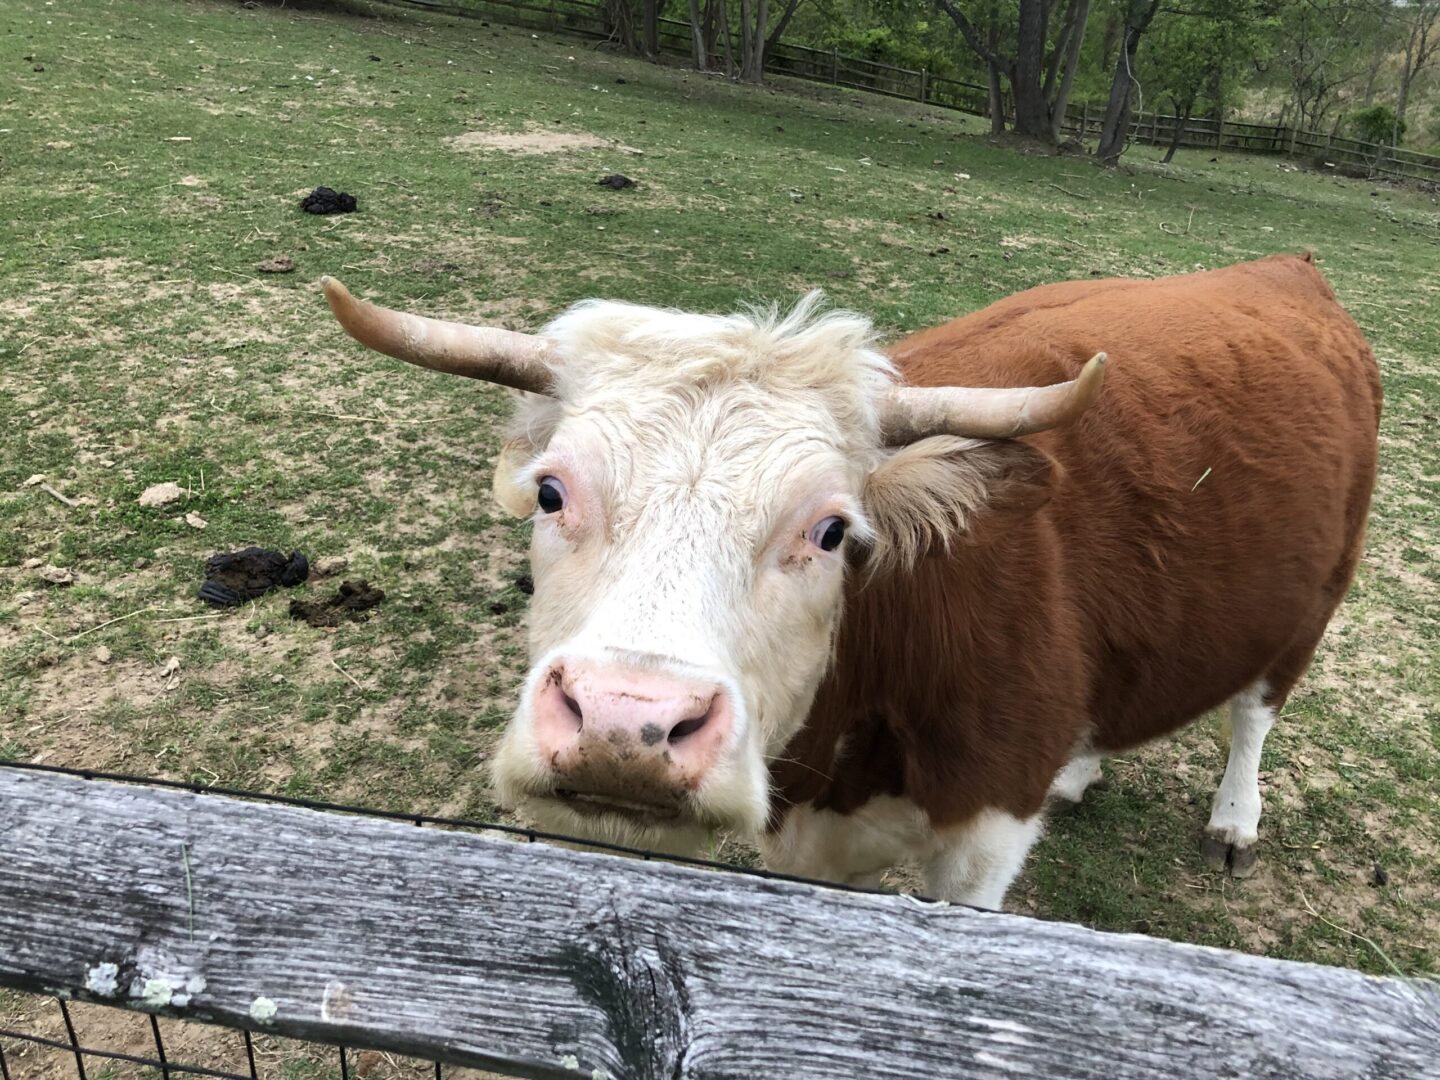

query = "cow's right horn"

[{"left": 320, "top": 277, "right": 555, "bottom": 395}]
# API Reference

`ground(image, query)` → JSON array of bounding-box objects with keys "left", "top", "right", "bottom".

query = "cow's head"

[{"left": 321, "top": 278, "right": 1103, "bottom": 854}]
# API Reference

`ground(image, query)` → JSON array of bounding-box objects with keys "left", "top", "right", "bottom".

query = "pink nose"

[{"left": 531, "top": 660, "right": 732, "bottom": 810}]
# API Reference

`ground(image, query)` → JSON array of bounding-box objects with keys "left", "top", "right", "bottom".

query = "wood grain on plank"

[{"left": 1, "top": 768, "right": 1436, "bottom": 1079}]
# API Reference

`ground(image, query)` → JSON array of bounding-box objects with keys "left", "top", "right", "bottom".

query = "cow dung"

[{"left": 289, "top": 579, "right": 385, "bottom": 628}]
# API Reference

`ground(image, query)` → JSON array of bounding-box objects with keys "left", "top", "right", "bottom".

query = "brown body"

[{"left": 773, "top": 254, "right": 1382, "bottom": 829}]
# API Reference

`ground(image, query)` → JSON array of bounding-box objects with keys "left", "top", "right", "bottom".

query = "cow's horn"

[
  {"left": 877, "top": 352, "right": 1107, "bottom": 443},
  {"left": 320, "top": 276, "right": 554, "bottom": 395}
]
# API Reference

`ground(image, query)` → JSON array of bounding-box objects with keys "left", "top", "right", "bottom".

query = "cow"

[{"left": 319, "top": 253, "right": 1381, "bottom": 909}]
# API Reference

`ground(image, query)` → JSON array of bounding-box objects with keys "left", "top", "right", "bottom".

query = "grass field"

[{"left": 2, "top": 0, "right": 1438, "bottom": 1073}]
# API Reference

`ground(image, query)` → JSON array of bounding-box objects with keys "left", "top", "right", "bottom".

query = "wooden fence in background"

[{"left": 387, "top": 0, "right": 1440, "bottom": 184}]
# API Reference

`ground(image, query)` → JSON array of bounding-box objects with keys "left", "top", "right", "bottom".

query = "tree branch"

[{"left": 934, "top": 0, "right": 1010, "bottom": 70}]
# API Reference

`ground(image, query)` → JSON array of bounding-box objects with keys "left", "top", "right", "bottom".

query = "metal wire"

[
  {"left": 0, "top": 759, "right": 892, "bottom": 898},
  {"left": 151, "top": 1013, "right": 173, "bottom": 1079},
  {"left": 0, "top": 1039, "right": 12, "bottom": 1080},
  {"left": 339, "top": 1044, "right": 350, "bottom": 1079},
  {"left": 241, "top": 1028, "right": 259, "bottom": 1079},
  {"left": 0, "top": 1027, "right": 254, "bottom": 1079},
  {"left": 56, "top": 999, "right": 86, "bottom": 1080}
]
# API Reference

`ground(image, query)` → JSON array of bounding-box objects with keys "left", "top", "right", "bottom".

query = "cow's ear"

[
  {"left": 491, "top": 390, "right": 563, "bottom": 517},
  {"left": 862, "top": 436, "right": 1056, "bottom": 569},
  {"left": 492, "top": 432, "right": 540, "bottom": 517}
]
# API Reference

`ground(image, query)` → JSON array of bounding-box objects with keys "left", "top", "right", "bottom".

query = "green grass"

[{"left": 2, "top": 0, "right": 1437, "bottom": 1015}]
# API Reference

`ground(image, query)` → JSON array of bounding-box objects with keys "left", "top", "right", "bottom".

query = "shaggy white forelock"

[{"left": 529, "top": 291, "right": 896, "bottom": 446}]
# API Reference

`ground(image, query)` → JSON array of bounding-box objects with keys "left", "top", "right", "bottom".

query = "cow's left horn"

[
  {"left": 320, "top": 276, "right": 554, "bottom": 395},
  {"left": 877, "top": 352, "right": 1107, "bottom": 443}
]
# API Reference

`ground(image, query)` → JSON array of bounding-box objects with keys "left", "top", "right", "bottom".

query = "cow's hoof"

[
  {"left": 1202, "top": 832, "right": 1259, "bottom": 878},
  {"left": 1045, "top": 793, "right": 1083, "bottom": 816}
]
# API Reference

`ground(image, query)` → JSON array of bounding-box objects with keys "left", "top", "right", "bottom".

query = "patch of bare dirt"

[{"left": 446, "top": 124, "right": 606, "bottom": 155}]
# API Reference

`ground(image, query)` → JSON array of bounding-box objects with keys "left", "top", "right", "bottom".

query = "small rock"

[
  {"left": 39, "top": 565, "right": 74, "bottom": 586},
  {"left": 138, "top": 481, "right": 184, "bottom": 508},
  {"left": 22, "top": 474, "right": 44, "bottom": 487},
  {"left": 597, "top": 173, "right": 635, "bottom": 190},
  {"left": 253, "top": 624, "right": 269, "bottom": 639},
  {"left": 311, "top": 555, "right": 350, "bottom": 578},
  {"left": 271, "top": 673, "right": 285, "bottom": 684},
  {"left": 16, "top": 592, "right": 35, "bottom": 607},
  {"left": 256, "top": 255, "right": 295, "bottom": 274},
  {"left": 22, "top": 557, "right": 44, "bottom": 569},
  {"left": 134, "top": 557, "right": 149, "bottom": 569},
  {"left": 615, "top": 77, "right": 626, "bottom": 84},
  {"left": 94, "top": 646, "right": 112, "bottom": 665},
  {"left": 184, "top": 512, "right": 208, "bottom": 530},
  {"left": 367, "top": 53, "right": 382, "bottom": 61},
  {"left": 1371, "top": 865, "right": 1389, "bottom": 887},
  {"left": 160, "top": 655, "right": 181, "bottom": 692},
  {"left": 99, "top": 458, "right": 116, "bottom": 468}
]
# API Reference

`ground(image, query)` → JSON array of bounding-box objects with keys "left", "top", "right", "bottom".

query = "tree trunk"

[
  {"left": 716, "top": 0, "right": 736, "bottom": 78},
  {"left": 986, "top": 4, "right": 1006, "bottom": 133},
  {"left": 1095, "top": 0, "right": 1160, "bottom": 165},
  {"left": 643, "top": 0, "right": 658, "bottom": 57},
  {"left": 605, "top": 0, "right": 640, "bottom": 56},
  {"left": 1011, "top": 0, "right": 1050, "bottom": 139},
  {"left": 688, "top": 0, "right": 708, "bottom": 70},
  {"left": 739, "top": 0, "right": 768, "bottom": 82},
  {"left": 764, "top": 0, "right": 803, "bottom": 61},
  {"left": 1162, "top": 100, "right": 1191, "bottom": 164},
  {"left": 1047, "top": 0, "right": 1090, "bottom": 141}
]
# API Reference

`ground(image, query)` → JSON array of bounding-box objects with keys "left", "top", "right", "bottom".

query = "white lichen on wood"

[
  {"left": 249, "top": 996, "right": 278, "bottom": 1024},
  {"left": 85, "top": 962, "right": 119, "bottom": 997}
]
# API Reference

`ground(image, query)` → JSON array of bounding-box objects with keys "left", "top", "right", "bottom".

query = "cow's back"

[
  {"left": 901, "top": 252, "right": 1381, "bottom": 753},
  {"left": 778, "top": 255, "right": 1381, "bottom": 827}
]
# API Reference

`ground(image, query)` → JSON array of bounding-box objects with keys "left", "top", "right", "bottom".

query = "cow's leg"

[
  {"left": 1203, "top": 680, "right": 1275, "bottom": 878},
  {"left": 922, "top": 808, "right": 1043, "bottom": 910},
  {"left": 1046, "top": 749, "right": 1103, "bottom": 811}
]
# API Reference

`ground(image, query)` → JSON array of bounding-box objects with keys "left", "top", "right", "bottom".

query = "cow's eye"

[
  {"left": 537, "top": 477, "right": 566, "bottom": 514},
  {"left": 809, "top": 516, "right": 847, "bottom": 552}
]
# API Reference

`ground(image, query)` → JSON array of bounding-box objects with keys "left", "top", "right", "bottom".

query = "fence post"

[
  {"left": 1216, "top": 116, "right": 1224, "bottom": 150},
  {"left": 920, "top": 68, "right": 928, "bottom": 105},
  {"left": 1081, "top": 100, "right": 1089, "bottom": 138},
  {"left": 1287, "top": 125, "right": 1298, "bottom": 156},
  {"left": 832, "top": 47, "right": 838, "bottom": 84}
]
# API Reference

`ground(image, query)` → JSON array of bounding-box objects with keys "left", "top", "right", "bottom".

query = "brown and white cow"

[{"left": 320, "top": 253, "right": 1380, "bottom": 908}]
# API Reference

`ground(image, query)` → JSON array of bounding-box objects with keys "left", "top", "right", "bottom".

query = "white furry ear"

[
  {"left": 491, "top": 433, "right": 538, "bottom": 517},
  {"left": 863, "top": 437, "right": 1055, "bottom": 571}
]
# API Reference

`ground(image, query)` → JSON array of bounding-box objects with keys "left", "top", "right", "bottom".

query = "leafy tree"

[
  {"left": 1138, "top": 0, "right": 1273, "bottom": 163},
  {"left": 1349, "top": 102, "right": 1405, "bottom": 143}
]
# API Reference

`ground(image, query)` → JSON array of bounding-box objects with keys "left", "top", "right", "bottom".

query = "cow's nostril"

[
  {"left": 561, "top": 691, "right": 583, "bottom": 725},
  {"left": 668, "top": 711, "right": 709, "bottom": 743}
]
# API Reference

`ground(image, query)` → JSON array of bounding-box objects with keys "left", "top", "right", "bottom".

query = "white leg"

[
  {"left": 1203, "top": 680, "right": 1275, "bottom": 878},
  {"left": 1047, "top": 751, "right": 1103, "bottom": 808},
  {"left": 923, "top": 809, "right": 1043, "bottom": 910}
]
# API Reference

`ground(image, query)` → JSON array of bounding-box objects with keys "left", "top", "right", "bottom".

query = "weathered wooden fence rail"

[
  {"left": 384, "top": 0, "right": 1440, "bottom": 184},
  {"left": 2, "top": 768, "right": 1439, "bottom": 1078}
]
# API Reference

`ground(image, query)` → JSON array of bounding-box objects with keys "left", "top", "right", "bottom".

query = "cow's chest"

[{"left": 757, "top": 795, "right": 947, "bottom": 887}]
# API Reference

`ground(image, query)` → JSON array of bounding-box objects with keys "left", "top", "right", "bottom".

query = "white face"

[
  {"left": 485, "top": 297, "right": 1041, "bottom": 854},
  {"left": 488, "top": 298, "right": 890, "bottom": 853}
]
